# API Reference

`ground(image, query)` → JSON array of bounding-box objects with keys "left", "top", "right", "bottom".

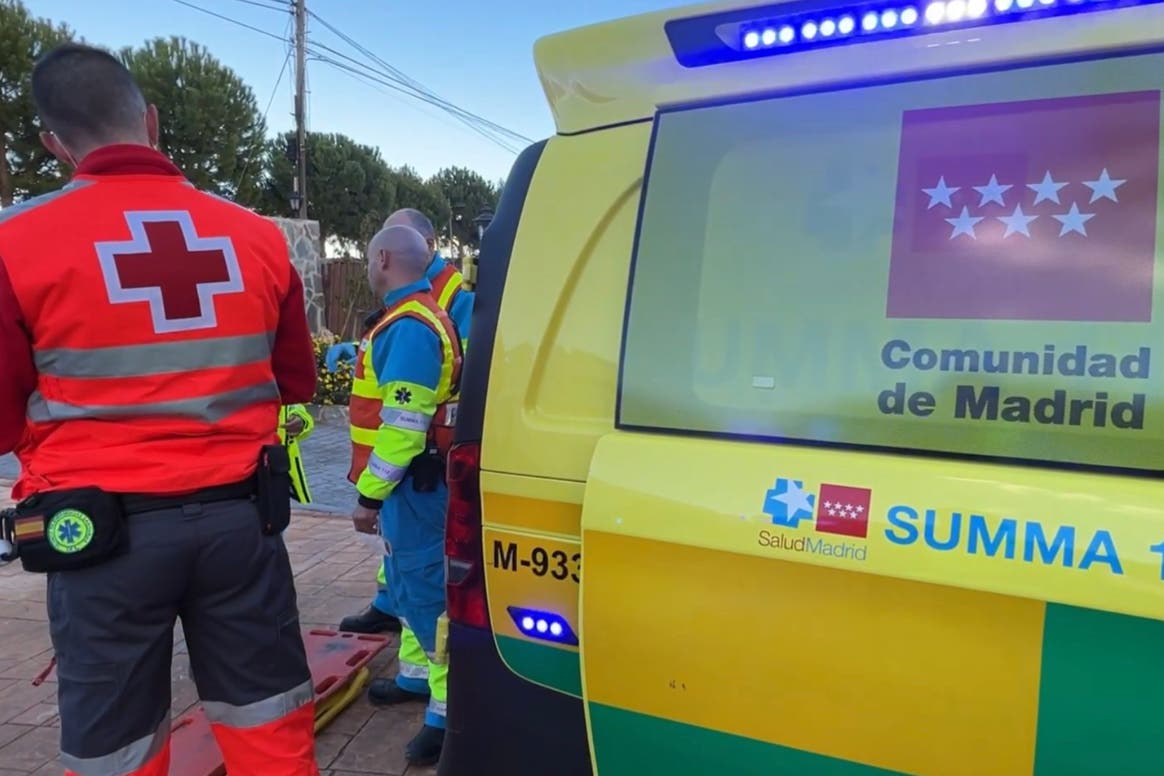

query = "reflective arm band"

[
  {"left": 357, "top": 450, "right": 410, "bottom": 501},
  {"left": 380, "top": 406, "right": 433, "bottom": 432}
]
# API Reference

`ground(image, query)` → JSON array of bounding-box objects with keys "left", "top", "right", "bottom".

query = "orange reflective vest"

[
  {"left": 430, "top": 260, "right": 463, "bottom": 317},
  {"left": 0, "top": 175, "right": 293, "bottom": 496},
  {"left": 347, "top": 291, "right": 462, "bottom": 484}
]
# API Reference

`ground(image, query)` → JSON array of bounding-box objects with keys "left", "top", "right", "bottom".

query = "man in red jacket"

[{"left": 0, "top": 44, "right": 319, "bottom": 776}]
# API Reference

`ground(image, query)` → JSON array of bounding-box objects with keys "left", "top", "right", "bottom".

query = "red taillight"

[{"left": 445, "top": 442, "right": 489, "bottom": 629}]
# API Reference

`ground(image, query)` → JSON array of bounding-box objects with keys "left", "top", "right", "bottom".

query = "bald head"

[
  {"left": 366, "top": 225, "right": 431, "bottom": 296},
  {"left": 383, "top": 209, "right": 436, "bottom": 243}
]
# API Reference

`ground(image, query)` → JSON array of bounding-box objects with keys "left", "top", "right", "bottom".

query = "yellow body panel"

[{"left": 580, "top": 530, "right": 1043, "bottom": 776}]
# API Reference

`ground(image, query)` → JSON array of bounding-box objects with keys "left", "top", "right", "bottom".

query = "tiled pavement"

[{"left": 0, "top": 478, "right": 437, "bottom": 776}]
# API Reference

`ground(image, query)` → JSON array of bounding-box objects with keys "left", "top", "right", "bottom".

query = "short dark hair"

[
  {"left": 31, "top": 43, "right": 148, "bottom": 149},
  {"left": 391, "top": 208, "right": 436, "bottom": 241}
]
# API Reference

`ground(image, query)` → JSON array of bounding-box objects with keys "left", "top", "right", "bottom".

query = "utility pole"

[{"left": 293, "top": 0, "right": 308, "bottom": 219}]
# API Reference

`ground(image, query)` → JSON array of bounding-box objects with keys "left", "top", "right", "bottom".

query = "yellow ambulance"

[{"left": 439, "top": 1, "right": 1164, "bottom": 774}]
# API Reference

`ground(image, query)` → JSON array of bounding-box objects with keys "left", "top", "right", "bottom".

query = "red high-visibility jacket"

[{"left": 0, "top": 144, "right": 316, "bottom": 498}]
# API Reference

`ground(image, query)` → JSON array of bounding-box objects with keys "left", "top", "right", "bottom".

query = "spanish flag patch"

[{"left": 13, "top": 516, "right": 45, "bottom": 542}]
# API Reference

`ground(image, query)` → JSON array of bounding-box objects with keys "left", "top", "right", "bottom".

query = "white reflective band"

[
  {"left": 427, "top": 697, "right": 448, "bottom": 717},
  {"left": 26, "top": 381, "right": 279, "bottom": 424},
  {"left": 380, "top": 406, "right": 433, "bottom": 432},
  {"left": 368, "top": 453, "right": 407, "bottom": 483},
  {"left": 61, "top": 712, "right": 170, "bottom": 775},
  {"left": 35, "top": 332, "right": 273, "bottom": 378},
  {"left": 398, "top": 660, "right": 429, "bottom": 679},
  {"left": 202, "top": 679, "right": 313, "bottom": 729}
]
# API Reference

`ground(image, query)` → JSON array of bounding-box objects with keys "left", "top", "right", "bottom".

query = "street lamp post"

[{"left": 473, "top": 208, "right": 494, "bottom": 243}]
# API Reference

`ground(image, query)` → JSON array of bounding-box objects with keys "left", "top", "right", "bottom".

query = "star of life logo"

[{"left": 760, "top": 478, "right": 872, "bottom": 562}]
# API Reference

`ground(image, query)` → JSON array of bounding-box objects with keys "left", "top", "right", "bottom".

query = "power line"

[
  {"left": 220, "top": 0, "right": 287, "bottom": 12},
  {"left": 308, "top": 53, "right": 522, "bottom": 154},
  {"left": 235, "top": 47, "right": 292, "bottom": 195},
  {"left": 313, "top": 17, "right": 533, "bottom": 145},
  {"left": 306, "top": 10, "right": 534, "bottom": 146},
  {"left": 306, "top": 37, "right": 530, "bottom": 147},
  {"left": 169, "top": 0, "right": 287, "bottom": 43}
]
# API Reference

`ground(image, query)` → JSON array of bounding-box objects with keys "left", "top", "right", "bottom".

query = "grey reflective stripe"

[
  {"left": 427, "top": 697, "right": 447, "bottom": 718},
  {"left": 0, "top": 181, "right": 93, "bottom": 226},
  {"left": 379, "top": 406, "right": 432, "bottom": 432},
  {"left": 27, "top": 381, "right": 279, "bottom": 423},
  {"left": 35, "top": 332, "right": 274, "bottom": 378},
  {"left": 60, "top": 712, "right": 169, "bottom": 775},
  {"left": 368, "top": 453, "right": 408, "bottom": 483},
  {"left": 398, "top": 660, "right": 429, "bottom": 679},
  {"left": 202, "top": 678, "right": 313, "bottom": 729}
]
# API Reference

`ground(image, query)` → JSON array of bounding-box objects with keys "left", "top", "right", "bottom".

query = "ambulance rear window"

[{"left": 618, "top": 48, "right": 1164, "bottom": 472}]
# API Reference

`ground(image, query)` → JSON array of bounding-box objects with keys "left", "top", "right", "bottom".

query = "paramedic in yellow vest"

[
  {"left": 348, "top": 225, "right": 462, "bottom": 766},
  {"left": 338, "top": 206, "right": 474, "bottom": 635},
  {"left": 278, "top": 404, "right": 314, "bottom": 503}
]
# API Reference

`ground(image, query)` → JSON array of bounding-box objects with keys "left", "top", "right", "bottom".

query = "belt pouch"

[
  {"left": 257, "top": 444, "right": 292, "bottom": 535},
  {"left": 11, "top": 488, "right": 127, "bottom": 573}
]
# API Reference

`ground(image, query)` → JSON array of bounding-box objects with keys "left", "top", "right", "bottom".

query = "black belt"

[{"left": 120, "top": 479, "right": 255, "bottom": 516}]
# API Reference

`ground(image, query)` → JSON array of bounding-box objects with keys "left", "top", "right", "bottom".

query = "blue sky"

[{"left": 28, "top": 0, "right": 678, "bottom": 181}]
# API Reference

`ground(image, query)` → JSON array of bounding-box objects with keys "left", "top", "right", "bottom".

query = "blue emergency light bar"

[
  {"left": 665, "top": 0, "right": 1163, "bottom": 66},
  {"left": 507, "top": 606, "right": 579, "bottom": 647}
]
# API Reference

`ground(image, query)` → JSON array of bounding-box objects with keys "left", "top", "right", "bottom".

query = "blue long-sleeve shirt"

[{"left": 355, "top": 278, "right": 444, "bottom": 502}]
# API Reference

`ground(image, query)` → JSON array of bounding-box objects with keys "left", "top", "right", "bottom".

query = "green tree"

[
  {"left": 391, "top": 165, "right": 451, "bottom": 240},
  {"left": 121, "top": 37, "right": 267, "bottom": 205},
  {"left": 429, "top": 166, "right": 499, "bottom": 248},
  {"left": 0, "top": 0, "right": 74, "bottom": 206},
  {"left": 263, "top": 130, "right": 396, "bottom": 246}
]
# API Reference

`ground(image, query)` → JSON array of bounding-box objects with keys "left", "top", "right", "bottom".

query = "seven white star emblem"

[
  {"left": 922, "top": 176, "right": 960, "bottom": 209},
  {"left": 945, "top": 206, "right": 984, "bottom": 239},
  {"left": 1053, "top": 203, "right": 1095, "bottom": 237},
  {"left": 997, "top": 204, "right": 1038, "bottom": 238},
  {"left": 973, "top": 174, "right": 1012, "bottom": 207},
  {"left": 1083, "top": 168, "right": 1125, "bottom": 204},
  {"left": 1027, "top": 171, "right": 1067, "bottom": 205}
]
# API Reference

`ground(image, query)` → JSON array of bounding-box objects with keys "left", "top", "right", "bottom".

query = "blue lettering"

[
  {"left": 1151, "top": 541, "right": 1164, "bottom": 580},
  {"left": 967, "top": 515, "right": 1017, "bottom": 559},
  {"left": 1079, "top": 531, "right": 1123, "bottom": 575},
  {"left": 924, "top": 510, "right": 961, "bottom": 551},
  {"left": 1023, "top": 523, "right": 1076, "bottom": 567},
  {"left": 881, "top": 339, "right": 911, "bottom": 369},
  {"left": 885, "top": 506, "right": 918, "bottom": 545}
]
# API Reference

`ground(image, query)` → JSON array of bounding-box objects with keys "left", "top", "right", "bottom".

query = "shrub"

[{"left": 312, "top": 333, "right": 353, "bottom": 406}]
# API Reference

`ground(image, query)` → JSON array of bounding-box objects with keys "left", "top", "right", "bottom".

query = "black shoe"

[
  {"left": 367, "top": 677, "right": 429, "bottom": 707},
  {"left": 338, "top": 606, "right": 402, "bottom": 634},
  {"left": 406, "top": 724, "right": 445, "bottom": 766}
]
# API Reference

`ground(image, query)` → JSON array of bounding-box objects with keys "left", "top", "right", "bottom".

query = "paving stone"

[
  {"left": 327, "top": 706, "right": 427, "bottom": 775},
  {"left": 0, "top": 475, "right": 409, "bottom": 772},
  {"left": 0, "top": 725, "right": 58, "bottom": 771}
]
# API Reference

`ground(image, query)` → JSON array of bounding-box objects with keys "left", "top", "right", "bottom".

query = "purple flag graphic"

[{"left": 886, "top": 91, "right": 1160, "bottom": 322}]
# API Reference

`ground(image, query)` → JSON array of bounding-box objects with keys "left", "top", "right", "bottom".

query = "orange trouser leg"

[
  {"left": 211, "top": 701, "right": 319, "bottom": 776},
  {"left": 64, "top": 736, "right": 171, "bottom": 776}
]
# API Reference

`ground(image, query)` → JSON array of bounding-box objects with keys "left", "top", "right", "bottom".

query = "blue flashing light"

[
  {"left": 668, "top": 0, "right": 1164, "bottom": 66},
  {"left": 507, "top": 606, "right": 579, "bottom": 647}
]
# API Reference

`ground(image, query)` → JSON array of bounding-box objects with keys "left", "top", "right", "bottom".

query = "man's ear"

[
  {"left": 40, "top": 130, "right": 77, "bottom": 168},
  {"left": 145, "top": 104, "right": 160, "bottom": 149}
]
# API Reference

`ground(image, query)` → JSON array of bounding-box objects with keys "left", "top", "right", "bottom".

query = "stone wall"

[{"left": 268, "top": 217, "right": 325, "bottom": 334}]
